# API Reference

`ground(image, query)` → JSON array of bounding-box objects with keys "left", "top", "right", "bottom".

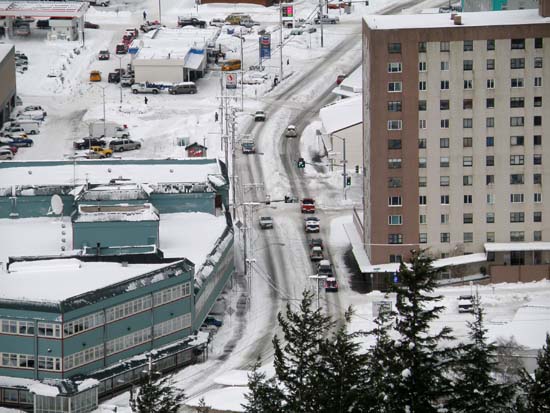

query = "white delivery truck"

[
  {"left": 88, "top": 121, "right": 130, "bottom": 138},
  {"left": 11, "top": 120, "right": 40, "bottom": 135}
]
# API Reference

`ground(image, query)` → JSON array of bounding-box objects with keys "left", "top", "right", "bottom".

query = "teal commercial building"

[{"left": 0, "top": 159, "right": 234, "bottom": 412}]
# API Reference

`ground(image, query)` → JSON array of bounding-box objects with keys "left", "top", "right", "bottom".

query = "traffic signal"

[
  {"left": 297, "top": 158, "right": 306, "bottom": 168},
  {"left": 355, "top": 165, "right": 359, "bottom": 174},
  {"left": 346, "top": 176, "right": 352, "bottom": 186}
]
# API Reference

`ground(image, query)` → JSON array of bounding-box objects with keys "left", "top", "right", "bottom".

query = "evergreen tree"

[
  {"left": 130, "top": 375, "right": 184, "bottom": 413},
  {"left": 272, "top": 290, "right": 334, "bottom": 412},
  {"left": 242, "top": 361, "right": 284, "bottom": 413},
  {"left": 316, "top": 308, "right": 368, "bottom": 413},
  {"left": 447, "top": 295, "right": 513, "bottom": 412},
  {"left": 519, "top": 333, "right": 550, "bottom": 412},
  {"left": 390, "top": 249, "right": 454, "bottom": 413}
]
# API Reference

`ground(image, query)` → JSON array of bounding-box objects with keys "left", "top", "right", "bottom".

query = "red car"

[
  {"left": 116, "top": 43, "right": 128, "bottom": 55},
  {"left": 301, "top": 198, "right": 316, "bottom": 213},
  {"left": 98, "top": 50, "right": 110, "bottom": 60},
  {"left": 336, "top": 74, "right": 346, "bottom": 85},
  {"left": 324, "top": 277, "right": 339, "bottom": 292}
]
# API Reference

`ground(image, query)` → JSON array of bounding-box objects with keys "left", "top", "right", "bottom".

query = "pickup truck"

[
  {"left": 131, "top": 82, "right": 166, "bottom": 94},
  {"left": 314, "top": 15, "right": 340, "bottom": 24},
  {"left": 121, "top": 74, "right": 135, "bottom": 87},
  {"left": 178, "top": 17, "right": 206, "bottom": 28}
]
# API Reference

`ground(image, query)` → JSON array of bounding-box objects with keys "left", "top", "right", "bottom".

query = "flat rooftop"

[
  {"left": 364, "top": 9, "right": 550, "bottom": 30},
  {"left": 75, "top": 203, "right": 160, "bottom": 223},
  {"left": 0, "top": 159, "right": 223, "bottom": 188},
  {"left": 0, "top": 1, "right": 88, "bottom": 17},
  {"left": 135, "top": 27, "right": 218, "bottom": 60}
]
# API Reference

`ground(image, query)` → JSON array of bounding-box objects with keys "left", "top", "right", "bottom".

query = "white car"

[
  {"left": 0, "top": 148, "right": 14, "bottom": 160},
  {"left": 259, "top": 216, "right": 273, "bottom": 229},
  {"left": 254, "top": 110, "right": 266, "bottom": 121},
  {"left": 285, "top": 125, "right": 297, "bottom": 138}
]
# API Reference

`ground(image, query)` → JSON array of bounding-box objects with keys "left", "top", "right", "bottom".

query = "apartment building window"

[
  {"left": 388, "top": 62, "right": 402, "bottom": 72},
  {"left": 486, "top": 212, "right": 495, "bottom": 223},
  {"left": 440, "top": 176, "right": 450, "bottom": 186},
  {"left": 463, "top": 60, "right": 473, "bottom": 70},
  {"left": 534, "top": 135, "right": 542, "bottom": 145},
  {"left": 510, "top": 231, "right": 525, "bottom": 242},
  {"left": 441, "top": 80, "right": 449, "bottom": 89},
  {"left": 388, "top": 196, "right": 402, "bottom": 206},
  {"left": 418, "top": 61, "right": 427, "bottom": 72},
  {"left": 535, "top": 77, "right": 543, "bottom": 87},
  {"left": 387, "top": 120, "right": 402, "bottom": 130},
  {"left": 419, "top": 80, "right": 427, "bottom": 91},
  {"left": 419, "top": 176, "right": 427, "bottom": 187},
  {"left": 418, "top": 139, "right": 426, "bottom": 149},
  {"left": 486, "top": 59, "right": 495, "bottom": 70},
  {"left": 419, "top": 119, "right": 427, "bottom": 129},
  {"left": 418, "top": 41, "right": 427, "bottom": 52},
  {"left": 510, "top": 193, "right": 524, "bottom": 203},
  {"left": 463, "top": 137, "right": 472, "bottom": 147},
  {"left": 487, "top": 194, "right": 495, "bottom": 204},
  {"left": 534, "top": 211, "right": 542, "bottom": 222},
  {"left": 388, "top": 101, "right": 402, "bottom": 112},
  {"left": 419, "top": 214, "right": 427, "bottom": 224},
  {"left": 419, "top": 195, "right": 427, "bottom": 205},
  {"left": 487, "top": 232, "right": 496, "bottom": 242},
  {"left": 534, "top": 231, "right": 542, "bottom": 241},
  {"left": 418, "top": 100, "right": 427, "bottom": 111},
  {"left": 486, "top": 98, "right": 495, "bottom": 108},
  {"left": 388, "top": 42, "right": 401, "bottom": 53},
  {"left": 419, "top": 233, "right": 427, "bottom": 244},
  {"left": 419, "top": 157, "right": 427, "bottom": 168},
  {"left": 388, "top": 177, "right": 402, "bottom": 188},
  {"left": 486, "top": 175, "right": 495, "bottom": 185},
  {"left": 510, "top": 97, "right": 524, "bottom": 108},
  {"left": 534, "top": 116, "right": 542, "bottom": 126},
  {"left": 463, "top": 40, "right": 473, "bottom": 51},
  {"left": 388, "top": 234, "right": 403, "bottom": 244},
  {"left": 441, "top": 61, "right": 449, "bottom": 70},
  {"left": 388, "top": 81, "right": 402, "bottom": 92},
  {"left": 440, "top": 41, "right": 450, "bottom": 51},
  {"left": 463, "top": 118, "right": 473, "bottom": 128},
  {"left": 534, "top": 96, "right": 542, "bottom": 107},
  {"left": 534, "top": 154, "right": 542, "bottom": 165},
  {"left": 510, "top": 155, "right": 524, "bottom": 165},
  {"left": 486, "top": 117, "right": 495, "bottom": 128},
  {"left": 511, "top": 38, "right": 525, "bottom": 49},
  {"left": 534, "top": 193, "right": 542, "bottom": 203},
  {"left": 510, "top": 174, "right": 524, "bottom": 184},
  {"left": 440, "top": 233, "right": 450, "bottom": 243},
  {"left": 440, "top": 100, "right": 450, "bottom": 110},
  {"left": 534, "top": 173, "right": 542, "bottom": 184},
  {"left": 441, "top": 119, "right": 450, "bottom": 128},
  {"left": 463, "top": 156, "right": 473, "bottom": 167},
  {"left": 463, "top": 175, "right": 473, "bottom": 186},
  {"left": 510, "top": 212, "right": 525, "bottom": 223},
  {"left": 534, "top": 57, "right": 543, "bottom": 68},
  {"left": 463, "top": 213, "right": 473, "bottom": 224},
  {"left": 487, "top": 79, "right": 495, "bottom": 89},
  {"left": 486, "top": 156, "right": 495, "bottom": 166},
  {"left": 464, "top": 232, "right": 474, "bottom": 243},
  {"left": 511, "top": 135, "right": 524, "bottom": 146},
  {"left": 535, "top": 37, "right": 543, "bottom": 48},
  {"left": 388, "top": 139, "right": 401, "bottom": 149},
  {"left": 441, "top": 214, "right": 449, "bottom": 224},
  {"left": 464, "top": 195, "right": 473, "bottom": 204},
  {"left": 511, "top": 78, "right": 524, "bottom": 88},
  {"left": 388, "top": 215, "right": 402, "bottom": 225},
  {"left": 510, "top": 117, "right": 524, "bottom": 127},
  {"left": 389, "top": 254, "right": 403, "bottom": 263},
  {"left": 441, "top": 195, "right": 450, "bottom": 205},
  {"left": 510, "top": 58, "right": 525, "bottom": 69},
  {"left": 440, "top": 156, "right": 450, "bottom": 167},
  {"left": 440, "top": 138, "right": 450, "bottom": 148},
  {"left": 464, "top": 79, "right": 473, "bottom": 89},
  {"left": 388, "top": 158, "right": 402, "bottom": 168},
  {"left": 486, "top": 136, "right": 494, "bottom": 147},
  {"left": 463, "top": 99, "right": 473, "bottom": 109},
  {"left": 487, "top": 39, "right": 495, "bottom": 50}
]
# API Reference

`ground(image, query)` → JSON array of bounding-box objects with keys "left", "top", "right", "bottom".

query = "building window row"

[
  {"left": 152, "top": 282, "right": 191, "bottom": 307},
  {"left": 0, "top": 353, "right": 62, "bottom": 372},
  {"left": 106, "top": 327, "right": 152, "bottom": 356},
  {"left": 153, "top": 313, "right": 192, "bottom": 339},
  {"left": 1, "top": 319, "right": 36, "bottom": 336},
  {"left": 417, "top": 192, "right": 542, "bottom": 205},
  {"left": 106, "top": 295, "right": 152, "bottom": 324},
  {"left": 63, "top": 344, "right": 104, "bottom": 371},
  {"left": 427, "top": 38, "right": 542, "bottom": 52},
  {"left": 415, "top": 77, "right": 542, "bottom": 92},
  {"left": 64, "top": 311, "right": 105, "bottom": 337}
]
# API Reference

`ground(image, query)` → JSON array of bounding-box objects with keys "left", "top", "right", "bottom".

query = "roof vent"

[
  {"left": 450, "top": 12, "right": 456, "bottom": 20},
  {"left": 453, "top": 15, "right": 462, "bottom": 25},
  {"left": 122, "top": 261, "right": 128, "bottom": 267}
]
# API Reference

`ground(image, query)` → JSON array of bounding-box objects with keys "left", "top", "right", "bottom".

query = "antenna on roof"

[{"left": 50, "top": 194, "right": 64, "bottom": 215}]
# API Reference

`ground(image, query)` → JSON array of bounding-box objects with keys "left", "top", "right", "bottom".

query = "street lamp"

[
  {"left": 309, "top": 274, "right": 327, "bottom": 311},
  {"left": 331, "top": 133, "right": 347, "bottom": 199},
  {"left": 116, "top": 56, "right": 124, "bottom": 104}
]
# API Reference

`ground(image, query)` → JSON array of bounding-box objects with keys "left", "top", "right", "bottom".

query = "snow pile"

[
  {"left": 27, "top": 382, "right": 59, "bottom": 397},
  {"left": 185, "top": 386, "right": 248, "bottom": 412}
]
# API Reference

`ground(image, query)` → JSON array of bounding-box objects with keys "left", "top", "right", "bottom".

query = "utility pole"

[
  {"left": 279, "top": 2, "right": 284, "bottom": 81},
  {"left": 319, "top": 0, "right": 324, "bottom": 47},
  {"left": 220, "top": 72, "right": 224, "bottom": 136},
  {"left": 243, "top": 202, "right": 248, "bottom": 276},
  {"left": 342, "top": 137, "right": 347, "bottom": 200},
  {"left": 240, "top": 27, "right": 244, "bottom": 111},
  {"left": 116, "top": 56, "right": 123, "bottom": 104},
  {"left": 230, "top": 108, "right": 237, "bottom": 218}
]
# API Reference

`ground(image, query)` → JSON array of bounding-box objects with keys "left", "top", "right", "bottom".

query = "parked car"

[
  {"left": 14, "top": 24, "right": 31, "bottom": 36},
  {"left": 98, "top": 50, "right": 110, "bottom": 60},
  {"left": 204, "top": 316, "right": 222, "bottom": 327},
  {"left": 108, "top": 72, "right": 120, "bottom": 83},
  {"left": 168, "top": 82, "right": 197, "bottom": 95},
  {"left": 8, "top": 137, "right": 33, "bottom": 147},
  {"left": 116, "top": 43, "right": 128, "bottom": 55},
  {"left": 36, "top": 19, "right": 50, "bottom": 29},
  {"left": 209, "top": 18, "right": 225, "bottom": 27},
  {"left": 125, "top": 28, "right": 139, "bottom": 38},
  {"left": 89, "top": 0, "right": 110, "bottom": 6},
  {"left": 109, "top": 138, "right": 141, "bottom": 152},
  {"left": 309, "top": 238, "right": 324, "bottom": 250},
  {"left": 221, "top": 59, "right": 241, "bottom": 71},
  {"left": 285, "top": 125, "right": 297, "bottom": 138},
  {"left": 305, "top": 216, "right": 320, "bottom": 233},
  {"left": 310, "top": 246, "right": 324, "bottom": 261},
  {"left": 84, "top": 21, "right": 100, "bottom": 29},
  {"left": 140, "top": 20, "right": 161, "bottom": 33},
  {"left": 254, "top": 110, "right": 266, "bottom": 121},
  {"left": 177, "top": 16, "right": 207, "bottom": 28},
  {"left": 7, "top": 120, "right": 40, "bottom": 135},
  {"left": 120, "top": 74, "right": 135, "bottom": 87},
  {"left": 89, "top": 70, "right": 101, "bottom": 82},
  {"left": 0, "top": 143, "right": 18, "bottom": 155},
  {"left": 318, "top": 259, "right": 334, "bottom": 277},
  {"left": 1, "top": 126, "right": 28, "bottom": 138},
  {"left": 73, "top": 138, "right": 106, "bottom": 150},
  {"left": 324, "top": 277, "right": 339, "bottom": 292},
  {"left": 301, "top": 198, "right": 315, "bottom": 213},
  {"left": 290, "top": 29, "right": 304, "bottom": 36},
  {"left": 458, "top": 295, "right": 475, "bottom": 313},
  {"left": 314, "top": 15, "right": 340, "bottom": 24},
  {"left": 259, "top": 216, "right": 273, "bottom": 229},
  {"left": 89, "top": 145, "right": 113, "bottom": 157},
  {"left": 0, "top": 148, "right": 14, "bottom": 160},
  {"left": 336, "top": 74, "right": 346, "bottom": 85},
  {"left": 23, "top": 106, "right": 46, "bottom": 116}
]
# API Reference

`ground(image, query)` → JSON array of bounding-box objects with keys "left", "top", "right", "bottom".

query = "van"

[
  {"left": 221, "top": 59, "right": 241, "bottom": 71},
  {"left": 225, "top": 13, "right": 250, "bottom": 25},
  {"left": 169, "top": 82, "right": 197, "bottom": 95},
  {"left": 10, "top": 120, "right": 39, "bottom": 135}
]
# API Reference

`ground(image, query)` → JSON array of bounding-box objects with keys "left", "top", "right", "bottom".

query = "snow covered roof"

[
  {"left": 484, "top": 242, "right": 550, "bottom": 252},
  {"left": 361, "top": 253, "right": 487, "bottom": 273},
  {"left": 184, "top": 51, "right": 205, "bottom": 70},
  {"left": 364, "top": 9, "right": 550, "bottom": 30},
  {"left": 0, "top": 1, "right": 88, "bottom": 18},
  {"left": 0, "top": 259, "right": 174, "bottom": 303},
  {"left": 0, "top": 159, "right": 223, "bottom": 188},
  {"left": 332, "top": 65, "right": 362, "bottom": 97},
  {"left": 74, "top": 203, "right": 159, "bottom": 223},
  {"left": 319, "top": 95, "right": 362, "bottom": 134}
]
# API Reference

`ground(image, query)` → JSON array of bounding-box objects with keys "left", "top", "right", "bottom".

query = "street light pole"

[
  {"left": 117, "top": 56, "right": 123, "bottom": 104},
  {"left": 279, "top": 2, "right": 284, "bottom": 81},
  {"left": 331, "top": 133, "right": 347, "bottom": 199},
  {"left": 309, "top": 274, "right": 327, "bottom": 311},
  {"left": 319, "top": 0, "right": 324, "bottom": 47},
  {"left": 240, "top": 27, "right": 244, "bottom": 112},
  {"left": 158, "top": 0, "right": 162, "bottom": 25}
]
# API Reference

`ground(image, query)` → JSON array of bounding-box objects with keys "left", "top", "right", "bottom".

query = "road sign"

[
  {"left": 259, "top": 34, "right": 271, "bottom": 60},
  {"left": 226, "top": 73, "right": 237, "bottom": 89}
]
